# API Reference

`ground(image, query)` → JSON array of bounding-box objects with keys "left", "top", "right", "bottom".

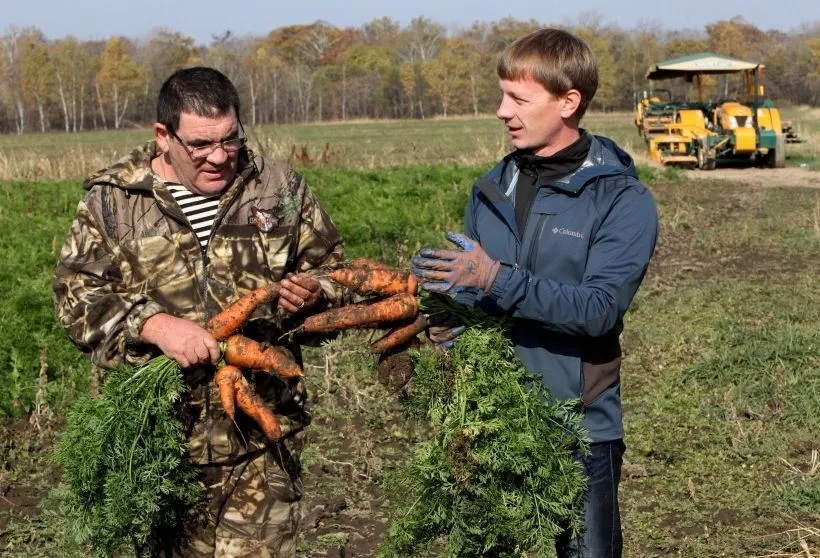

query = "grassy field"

[
  {"left": 0, "top": 112, "right": 818, "bottom": 556},
  {"left": 1, "top": 106, "right": 815, "bottom": 181}
]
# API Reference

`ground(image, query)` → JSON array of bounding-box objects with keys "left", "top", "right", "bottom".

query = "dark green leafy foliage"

[
  {"left": 53, "top": 356, "right": 202, "bottom": 557},
  {"left": 381, "top": 296, "right": 590, "bottom": 557},
  {"left": 0, "top": 180, "right": 92, "bottom": 416}
]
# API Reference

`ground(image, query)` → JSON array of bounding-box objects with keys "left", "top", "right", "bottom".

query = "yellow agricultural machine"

[{"left": 634, "top": 53, "right": 786, "bottom": 170}]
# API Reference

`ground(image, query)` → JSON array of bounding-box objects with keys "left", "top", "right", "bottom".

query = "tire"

[
  {"left": 775, "top": 135, "right": 786, "bottom": 168},
  {"left": 697, "top": 140, "right": 716, "bottom": 171},
  {"left": 766, "top": 135, "right": 786, "bottom": 168}
]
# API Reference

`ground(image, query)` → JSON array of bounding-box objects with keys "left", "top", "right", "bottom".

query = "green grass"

[
  {"left": 0, "top": 181, "right": 91, "bottom": 416},
  {"left": 622, "top": 276, "right": 820, "bottom": 555},
  {"left": 302, "top": 165, "right": 478, "bottom": 264}
]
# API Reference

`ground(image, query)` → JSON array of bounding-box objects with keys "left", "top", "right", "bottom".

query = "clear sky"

[{"left": 8, "top": 0, "right": 819, "bottom": 43}]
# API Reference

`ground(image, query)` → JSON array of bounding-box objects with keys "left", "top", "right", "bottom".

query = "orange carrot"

[
  {"left": 346, "top": 258, "right": 392, "bottom": 270},
  {"left": 223, "top": 334, "right": 303, "bottom": 379},
  {"left": 406, "top": 272, "right": 418, "bottom": 295},
  {"left": 300, "top": 293, "right": 419, "bottom": 333},
  {"left": 214, "top": 364, "right": 243, "bottom": 420},
  {"left": 233, "top": 375, "right": 282, "bottom": 442},
  {"left": 206, "top": 282, "right": 281, "bottom": 341},
  {"left": 330, "top": 266, "right": 415, "bottom": 297},
  {"left": 370, "top": 313, "right": 428, "bottom": 354}
]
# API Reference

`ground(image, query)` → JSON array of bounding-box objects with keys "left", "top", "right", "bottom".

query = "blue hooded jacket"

[{"left": 458, "top": 133, "right": 659, "bottom": 442}]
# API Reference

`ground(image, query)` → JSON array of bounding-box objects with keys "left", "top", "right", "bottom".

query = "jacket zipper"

[
  {"left": 155, "top": 173, "right": 248, "bottom": 464},
  {"left": 525, "top": 214, "right": 549, "bottom": 273}
]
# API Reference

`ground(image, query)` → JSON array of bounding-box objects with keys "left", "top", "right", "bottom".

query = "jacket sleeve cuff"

[
  {"left": 454, "top": 288, "right": 478, "bottom": 309},
  {"left": 488, "top": 261, "right": 515, "bottom": 302},
  {"left": 124, "top": 300, "right": 166, "bottom": 345}
]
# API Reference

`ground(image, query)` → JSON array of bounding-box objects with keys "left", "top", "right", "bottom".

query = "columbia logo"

[{"left": 552, "top": 227, "right": 584, "bottom": 239}]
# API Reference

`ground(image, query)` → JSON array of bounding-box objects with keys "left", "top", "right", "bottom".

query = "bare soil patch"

[{"left": 683, "top": 167, "right": 819, "bottom": 189}]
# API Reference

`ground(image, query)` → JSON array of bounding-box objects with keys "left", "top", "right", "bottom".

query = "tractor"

[{"left": 635, "top": 53, "right": 786, "bottom": 170}]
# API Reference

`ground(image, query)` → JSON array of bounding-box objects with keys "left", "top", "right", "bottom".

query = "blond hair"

[{"left": 497, "top": 28, "right": 598, "bottom": 120}]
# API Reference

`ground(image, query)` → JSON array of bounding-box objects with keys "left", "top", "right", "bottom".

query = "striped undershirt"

[{"left": 165, "top": 183, "right": 221, "bottom": 249}]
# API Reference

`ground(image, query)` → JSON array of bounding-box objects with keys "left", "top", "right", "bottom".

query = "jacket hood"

[
  {"left": 82, "top": 140, "right": 258, "bottom": 193},
  {"left": 83, "top": 141, "right": 161, "bottom": 192},
  {"left": 487, "top": 133, "right": 639, "bottom": 196},
  {"left": 555, "top": 133, "right": 638, "bottom": 193}
]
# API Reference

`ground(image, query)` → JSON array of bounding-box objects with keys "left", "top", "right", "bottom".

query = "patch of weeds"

[
  {"left": 786, "top": 151, "right": 819, "bottom": 170},
  {"left": 303, "top": 166, "right": 478, "bottom": 265},
  {"left": 636, "top": 163, "right": 685, "bottom": 184},
  {"left": 622, "top": 273, "right": 820, "bottom": 555},
  {"left": 661, "top": 165, "right": 684, "bottom": 181}
]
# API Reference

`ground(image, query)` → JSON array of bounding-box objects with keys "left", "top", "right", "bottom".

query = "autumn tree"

[
  {"left": 138, "top": 29, "right": 200, "bottom": 117},
  {"left": 0, "top": 17, "right": 817, "bottom": 133},
  {"left": 576, "top": 27, "right": 617, "bottom": 111},
  {"left": 52, "top": 37, "right": 94, "bottom": 132},
  {"left": 242, "top": 41, "right": 271, "bottom": 125},
  {"left": 806, "top": 36, "right": 820, "bottom": 104},
  {"left": 206, "top": 31, "right": 244, "bottom": 86},
  {"left": 456, "top": 22, "right": 500, "bottom": 116},
  {"left": 397, "top": 17, "right": 444, "bottom": 63},
  {"left": 362, "top": 16, "right": 400, "bottom": 46},
  {"left": 611, "top": 22, "right": 664, "bottom": 101},
  {"left": 422, "top": 38, "right": 477, "bottom": 117},
  {"left": 96, "top": 37, "right": 143, "bottom": 128},
  {"left": 485, "top": 17, "right": 541, "bottom": 54},
  {"left": 706, "top": 18, "right": 775, "bottom": 98},
  {"left": 18, "top": 29, "right": 52, "bottom": 132},
  {"left": 1, "top": 26, "right": 30, "bottom": 134},
  {"left": 265, "top": 21, "right": 345, "bottom": 122}
]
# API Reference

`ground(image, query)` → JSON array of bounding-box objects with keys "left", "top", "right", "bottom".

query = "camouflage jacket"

[{"left": 53, "top": 141, "right": 344, "bottom": 463}]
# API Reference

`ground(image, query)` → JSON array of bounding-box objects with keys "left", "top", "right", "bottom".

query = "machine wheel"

[
  {"left": 697, "top": 143, "right": 716, "bottom": 171},
  {"left": 765, "top": 135, "right": 786, "bottom": 168},
  {"left": 775, "top": 135, "right": 785, "bottom": 168}
]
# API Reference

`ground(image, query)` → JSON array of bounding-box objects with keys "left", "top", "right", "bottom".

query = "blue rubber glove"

[
  {"left": 429, "top": 322, "right": 467, "bottom": 349},
  {"left": 411, "top": 232, "right": 500, "bottom": 294},
  {"left": 425, "top": 315, "right": 467, "bottom": 349}
]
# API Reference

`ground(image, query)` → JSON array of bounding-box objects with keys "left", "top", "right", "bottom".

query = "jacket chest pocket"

[
  {"left": 208, "top": 224, "right": 294, "bottom": 294},
  {"left": 527, "top": 194, "right": 594, "bottom": 281},
  {"left": 117, "top": 233, "right": 200, "bottom": 307}
]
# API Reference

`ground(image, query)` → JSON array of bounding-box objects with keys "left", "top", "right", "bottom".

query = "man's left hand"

[
  {"left": 278, "top": 273, "right": 322, "bottom": 314},
  {"left": 411, "top": 232, "right": 500, "bottom": 294}
]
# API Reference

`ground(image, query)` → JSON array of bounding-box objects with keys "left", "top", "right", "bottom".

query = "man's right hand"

[
  {"left": 427, "top": 315, "right": 467, "bottom": 350},
  {"left": 140, "top": 313, "right": 222, "bottom": 368}
]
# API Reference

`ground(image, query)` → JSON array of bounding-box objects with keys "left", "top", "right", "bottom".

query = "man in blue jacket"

[{"left": 412, "top": 28, "right": 659, "bottom": 558}]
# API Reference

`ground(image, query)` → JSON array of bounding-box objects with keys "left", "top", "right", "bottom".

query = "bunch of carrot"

[
  {"left": 207, "top": 258, "right": 424, "bottom": 443},
  {"left": 313, "top": 258, "right": 425, "bottom": 352},
  {"left": 201, "top": 281, "right": 303, "bottom": 443}
]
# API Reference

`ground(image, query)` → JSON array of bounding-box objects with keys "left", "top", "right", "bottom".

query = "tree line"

[{"left": 1, "top": 15, "right": 818, "bottom": 134}]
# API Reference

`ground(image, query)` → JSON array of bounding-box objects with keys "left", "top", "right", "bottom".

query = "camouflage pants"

[
  {"left": 159, "top": 436, "right": 304, "bottom": 557},
  {"left": 146, "top": 369, "right": 309, "bottom": 558}
]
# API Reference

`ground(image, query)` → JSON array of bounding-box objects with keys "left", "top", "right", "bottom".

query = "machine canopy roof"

[{"left": 646, "top": 52, "right": 763, "bottom": 80}]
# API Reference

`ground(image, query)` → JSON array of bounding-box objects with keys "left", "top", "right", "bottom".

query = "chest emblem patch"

[
  {"left": 552, "top": 227, "right": 585, "bottom": 239},
  {"left": 250, "top": 206, "right": 278, "bottom": 232}
]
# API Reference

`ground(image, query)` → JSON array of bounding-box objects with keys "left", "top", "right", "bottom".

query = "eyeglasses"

[{"left": 169, "top": 125, "right": 247, "bottom": 161}]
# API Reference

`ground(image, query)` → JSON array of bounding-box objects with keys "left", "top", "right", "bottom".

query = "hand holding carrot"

[
  {"left": 278, "top": 273, "right": 322, "bottom": 314},
  {"left": 140, "top": 313, "right": 222, "bottom": 368}
]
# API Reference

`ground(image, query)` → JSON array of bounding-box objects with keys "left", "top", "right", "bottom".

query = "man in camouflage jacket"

[{"left": 52, "top": 67, "right": 343, "bottom": 557}]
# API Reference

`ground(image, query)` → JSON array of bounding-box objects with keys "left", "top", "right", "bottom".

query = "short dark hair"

[
  {"left": 156, "top": 67, "right": 241, "bottom": 132},
  {"left": 497, "top": 29, "right": 598, "bottom": 120}
]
